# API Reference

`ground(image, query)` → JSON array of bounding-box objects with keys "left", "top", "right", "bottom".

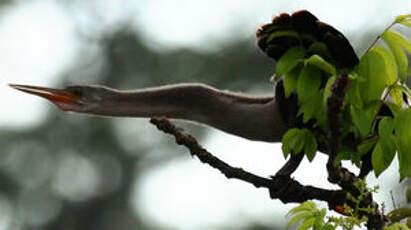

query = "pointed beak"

[{"left": 9, "top": 84, "right": 82, "bottom": 110}]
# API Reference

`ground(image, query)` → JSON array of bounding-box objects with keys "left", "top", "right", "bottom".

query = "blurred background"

[{"left": 0, "top": 0, "right": 410, "bottom": 229}]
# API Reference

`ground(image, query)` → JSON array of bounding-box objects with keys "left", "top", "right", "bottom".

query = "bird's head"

[{"left": 9, "top": 84, "right": 113, "bottom": 113}]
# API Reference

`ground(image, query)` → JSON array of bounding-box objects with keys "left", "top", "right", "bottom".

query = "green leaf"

[
  {"left": 299, "top": 90, "right": 324, "bottom": 123},
  {"left": 378, "top": 118, "right": 396, "bottom": 169},
  {"left": 384, "top": 223, "right": 411, "bottom": 230},
  {"left": 288, "top": 201, "right": 317, "bottom": 215},
  {"left": 313, "top": 208, "right": 327, "bottom": 230},
  {"left": 371, "top": 142, "right": 383, "bottom": 177},
  {"left": 379, "top": 117, "right": 394, "bottom": 138},
  {"left": 382, "top": 30, "right": 411, "bottom": 54},
  {"left": 348, "top": 72, "right": 366, "bottom": 82},
  {"left": 357, "top": 48, "right": 389, "bottom": 103},
  {"left": 380, "top": 135, "right": 397, "bottom": 167},
  {"left": 275, "top": 46, "right": 305, "bottom": 80},
  {"left": 287, "top": 212, "right": 314, "bottom": 229},
  {"left": 314, "top": 101, "right": 327, "bottom": 129},
  {"left": 394, "top": 108, "right": 411, "bottom": 180},
  {"left": 351, "top": 103, "right": 381, "bottom": 138},
  {"left": 267, "top": 30, "right": 300, "bottom": 43},
  {"left": 282, "top": 129, "right": 306, "bottom": 157},
  {"left": 297, "top": 65, "right": 322, "bottom": 103},
  {"left": 291, "top": 130, "right": 305, "bottom": 155},
  {"left": 297, "top": 217, "right": 315, "bottom": 230},
  {"left": 373, "top": 46, "right": 398, "bottom": 86},
  {"left": 388, "top": 207, "right": 411, "bottom": 222},
  {"left": 305, "top": 54, "right": 337, "bottom": 75},
  {"left": 387, "top": 223, "right": 411, "bottom": 230},
  {"left": 387, "top": 103, "right": 402, "bottom": 117},
  {"left": 336, "top": 146, "right": 361, "bottom": 167},
  {"left": 396, "top": 14, "right": 411, "bottom": 22},
  {"left": 357, "top": 137, "right": 378, "bottom": 156},
  {"left": 307, "top": 42, "right": 330, "bottom": 60},
  {"left": 390, "top": 85, "right": 404, "bottom": 107},
  {"left": 282, "top": 128, "right": 300, "bottom": 158},
  {"left": 383, "top": 30, "right": 409, "bottom": 82},
  {"left": 372, "top": 141, "right": 395, "bottom": 177},
  {"left": 351, "top": 105, "right": 371, "bottom": 138},
  {"left": 322, "top": 223, "right": 337, "bottom": 230},
  {"left": 399, "top": 20, "right": 411, "bottom": 27},
  {"left": 303, "top": 129, "right": 318, "bottom": 162},
  {"left": 346, "top": 79, "right": 363, "bottom": 108},
  {"left": 284, "top": 66, "right": 301, "bottom": 98}
]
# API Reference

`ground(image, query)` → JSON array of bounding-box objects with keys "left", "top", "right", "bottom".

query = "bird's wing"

[{"left": 256, "top": 10, "right": 359, "bottom": 69}]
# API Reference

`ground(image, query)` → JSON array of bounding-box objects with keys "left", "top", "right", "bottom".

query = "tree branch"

[
  {"left": 150, "top": 117, "right": 346, "bottom": 211},
  {"left": 274, "top": 153, "right": 304, "bottom": 177},
  {"left": 326, "top": 75, "right": 387, "bottom": 229},
  {"left": 326, "top": 74, "right": 358, "bottom": 190}
]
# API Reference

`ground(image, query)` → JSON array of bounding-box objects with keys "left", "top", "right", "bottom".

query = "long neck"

[{"left": 93, "top": 83, "right": 287, "bottom": 142}]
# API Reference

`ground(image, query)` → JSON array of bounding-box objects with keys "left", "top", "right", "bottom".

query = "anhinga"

[
  {"left": 9, "top": 10, "right": 359, "bottom": 144},
  {"left": 9, "top": 83, "right": 288, "bottom": 142}
]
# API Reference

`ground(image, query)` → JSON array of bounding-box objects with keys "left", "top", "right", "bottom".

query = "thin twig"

[{"left": 362, "top": 22, "right": 396, "bottom": 56}]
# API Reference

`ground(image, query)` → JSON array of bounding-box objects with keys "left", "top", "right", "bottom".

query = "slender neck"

[{"left": 92, "top": 83, "right": 287, "bottom": 142}]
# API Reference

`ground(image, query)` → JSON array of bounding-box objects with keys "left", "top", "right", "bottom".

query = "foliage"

[
  {"left": 287, "top": 181, "right": 411, "bottom": 230},
  {"left": 281, "top": 128, "right": 317, "bottom": 161},
  {"left": 280, "top": 12, "right": 411, "bottom": 230},
  {"left": 286, "top": 201, "right": 330, "bottom": 230},
  {"left": 280, "top": 13, "right": 411, "bottom": 181}
]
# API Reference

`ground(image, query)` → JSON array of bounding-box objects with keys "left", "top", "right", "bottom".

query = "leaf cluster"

[
  {"left": 286, "top": 201, "right": 331, "bottom": 230},
  {"left": 286, "top": 201, "right": 368, "bottom": 230},
  {"left": 287, "top": 199, "right": 410, "bottom": 230},
  {"left": 279, "top": 13, "right": 411, "bottom": 180}
]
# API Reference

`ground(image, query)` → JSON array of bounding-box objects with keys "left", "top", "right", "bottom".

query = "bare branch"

[
  {"left": 150, "top": 116, "right": 346, "bottom": 211},
  {"left": 274, "top": 153, "right": 304, "bottom": 177}
]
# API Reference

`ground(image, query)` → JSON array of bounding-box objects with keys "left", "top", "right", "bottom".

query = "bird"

[
  {"left": 9, "top": 83, "right": 288, "bottom": 142},
  {"left": 9, "top": 10, "right": 359, "bottom": 144}
]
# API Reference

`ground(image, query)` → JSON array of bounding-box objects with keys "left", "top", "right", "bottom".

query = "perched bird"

[
  {"left": 9, "top": 83, "right": 287, "bottom": 142},
  {"left": 10, "top": 10, "right": 359, "bottom": 143}
]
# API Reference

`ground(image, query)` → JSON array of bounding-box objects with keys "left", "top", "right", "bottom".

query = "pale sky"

[{"left": 0, "top": 0, "right": 410, "bottom": 229}]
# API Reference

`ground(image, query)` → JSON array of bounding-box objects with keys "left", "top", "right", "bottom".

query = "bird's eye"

[{"left": 71, "top": 88, "right": 83, "bottom": 97}]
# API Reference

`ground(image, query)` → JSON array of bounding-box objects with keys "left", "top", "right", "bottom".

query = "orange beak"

[{"left": 9, "top": 84, "right": 82, "bottom": 110}]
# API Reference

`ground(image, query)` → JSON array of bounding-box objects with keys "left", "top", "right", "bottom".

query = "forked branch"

[{"left": 150, "top": 117, "right": 346, "bottom": 212}]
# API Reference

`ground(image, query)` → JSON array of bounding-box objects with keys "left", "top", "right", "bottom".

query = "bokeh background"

[{"left": 0, "top": 0, "right": 410, "bottom": 229}]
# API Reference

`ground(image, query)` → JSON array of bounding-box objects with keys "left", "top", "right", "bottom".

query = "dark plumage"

[{"left": 256, "top": 10, "right": 359, "bottom": 68}]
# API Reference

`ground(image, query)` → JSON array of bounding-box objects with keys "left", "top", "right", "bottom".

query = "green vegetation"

[
  {"left": 281, "top": 13, "right": 411, "bottom": 230},
  {"left": 280, "top": 13, "right": 411, "bottom": 180}
]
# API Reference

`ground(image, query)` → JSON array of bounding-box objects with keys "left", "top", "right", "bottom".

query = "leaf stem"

[{"left": 363, "top": 21, "right": 396, "bottom": 56}]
